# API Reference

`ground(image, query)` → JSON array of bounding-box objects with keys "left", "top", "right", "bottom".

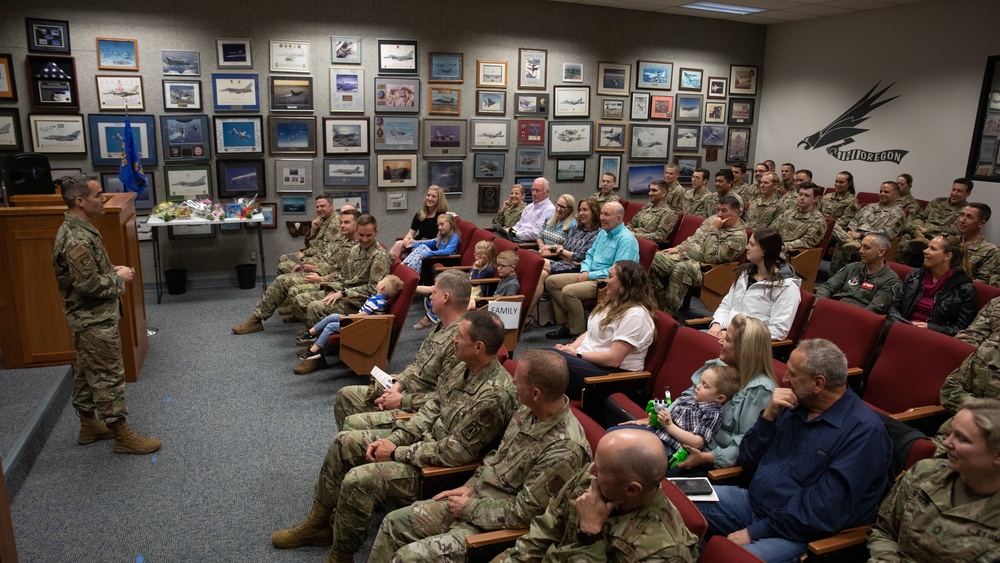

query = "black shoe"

[{"left": 546, "top": 326, "right": 572, "bottom": 340}]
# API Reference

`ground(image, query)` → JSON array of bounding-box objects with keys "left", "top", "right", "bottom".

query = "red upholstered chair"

[
  {"left": 636, "top": 235, "right": 658, "bottom": 272},
  {"left": 671, "top": 214, "right": 705, "bottom": 247},
  {"left": 700, "top": 536, "right": 766, "bottom": 562},
  {"left": 474, "top": 248, "right": 546, "bottom": 355},
  {"left": 788, "top": 216, "right": 835, "bottom": 293},
  {"left": 571, "top": 405, "right": 606, "bottom": 454},
  {"left": 663, "top": 210, "right": 684, "bottom": 248},
  {"left": 623, "top": 199, "right": 643, "bottom": 224},
  {"left": 797, "top": 298, "right": 886, "bottom": 390},
  {"left": 856, "top": 191, "right": 879, "bottom": 206},
  {"left": 661, "top": 478, "right": 709, "bottom": 541},
  {"left": 433, "top": 227, "right": 497, "bottom": 274},
  {"left": 887, "top": 260, "right": 913, "bottom": 282},
  {"left": 419, "top": 218, "right": 479, "bottom": 283},
  {"left": 492, "top": 237, "right": 519, "bottom": 254},
  {"left": 974, "top": 281, "right": 1000, "bottom": 310},
  {"left": 771, "top": 289, "right": 815, "bottom": 358}
]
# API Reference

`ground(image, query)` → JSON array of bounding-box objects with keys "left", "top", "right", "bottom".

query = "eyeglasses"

[
  {"left": 555, "top": 204, "right": 569, "bottom": 210},
  {"left": 497, "top": 263, "right": 515, "bottom": 269}
]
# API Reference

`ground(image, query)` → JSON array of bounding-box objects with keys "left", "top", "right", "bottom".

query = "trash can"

[
  {"left": 236, "top": 263, "right": 257, "bottom": 289},
  {"left": 165, "top": 269, "right": 187, "bottom": 295}
]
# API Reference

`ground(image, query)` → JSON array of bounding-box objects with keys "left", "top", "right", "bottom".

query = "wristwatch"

[
  {"left": 576, "top": 528, "right": 601, "bottom": 546},
  {"left": 577, "top": 352, "right": 583, "bottom": 359}
]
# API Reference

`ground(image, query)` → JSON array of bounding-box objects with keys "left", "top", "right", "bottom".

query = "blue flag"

[{"left": 118, "top": 114, "right": 147, "bottom": 196}]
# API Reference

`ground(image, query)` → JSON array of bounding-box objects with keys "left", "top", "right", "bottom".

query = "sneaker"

[
  {"left": 295, "top": 335, "right": 317, "bottom": 346},
  {"left": 299, "top": 351, "right": 322, "bottom": 361}
]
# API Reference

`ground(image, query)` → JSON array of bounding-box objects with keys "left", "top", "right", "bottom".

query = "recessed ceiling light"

[{"left": 681, "top": 2, "right": 765, "bottom": 16}]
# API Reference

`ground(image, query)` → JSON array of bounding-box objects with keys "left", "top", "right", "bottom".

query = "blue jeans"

[
  {"left": 554, "top": 349, "right": 614, "bottom": 398},
  {"left": 696, "top": 486, "right": 807, "bottom": 563},
  {"left": 313, "top": 313, "right": 343, "bottom": 347}
]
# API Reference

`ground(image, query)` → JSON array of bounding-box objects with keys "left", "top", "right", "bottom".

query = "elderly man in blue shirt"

[
  {"left": 545, "top": 201, "right": 639, "bottom": 339},
  {"left": 696, "top": 338, "right": 892, "bottom": 563}
]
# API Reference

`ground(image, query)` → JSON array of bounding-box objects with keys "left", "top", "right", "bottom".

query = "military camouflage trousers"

[
  {"left": 277, "top": 253, "right": 298, "bottom": 275},
  {"left": 251, "top": 272, "right": 308, "bottom": 320},
  {"left": 371, "top": 499, "right": 481, "bottom": 562},
  {"left": 649, "top": 253, "right": 703, "bottom": 312},
  {"left": 334, "top": 384, "right": 397, "bottom": 430},
  {"left": 315, "top": 428, "right": 422, "bottom": 555},
  {"left": 72, "top": 323, "right": 128, "bottom": 423},
  {"left": 289, "top": 284, "right": 326, "bottom": 322}
]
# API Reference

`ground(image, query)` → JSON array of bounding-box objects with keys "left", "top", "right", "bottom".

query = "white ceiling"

[{"left": 545, "top": 0, "right": 928, "bottom": 24}]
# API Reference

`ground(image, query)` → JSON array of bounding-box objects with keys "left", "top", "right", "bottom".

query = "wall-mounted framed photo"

[
  {"left": 673, "top": 155, "right": 702, "bottom": 184},
  {"left": 627, "top": 164, "right": 665, "bottom": 196},
  {"left": 515, "top": 147, "right": 544, "bottom": 174},
  {"left": 518, "top": 48, "right": 547, "bottom": 90},
  {"left": 252, "top": 203, "right": 278, "bottom": 229},
  {"left": 673, "top": 124, "right": 701, "bottom": 152},
  {"left": 377, "top": 154, "right": 417, "bottom": 188},
  {"left": 478, "top": 183, "right": 501, "bottom": 214},
  {"left": 274, "top": 159, "right": 312, "bottom": 192},
  {"left": 162, "top": 80, "right": 202, "bottom": 110},
  {"left": 331, "top": 36, "right": 361, "bottom": 65},
  {"left": 476, "top": 60, "right": 507, "bottom": 88},
  {"left": 426, "top": 160, "right": 462, "bottom": 195},
  {"left": 323, "top": 117, "right": 369, "bottom": 155},
  {"left": 728, "top": 97, "right": 755, "bottom": 125},
  {"left": 329, "top": 68, "right": 364, "bottom": 113},
  {"left": 967, "top": 56, "right": 1000, "bottom": 180},
  {"left": 553, "top": 86, "right": 589, "bottom": 118},
  {"left": 323, "top": 158, "right": 370, "bottom": 186},
  {"left": 595, "top": 122, "right": 626, "bottom": 152},
  {"left": 161, "top": 50, "right": 200, "bottom": 76},
  {"left": 211, "top": 73, "right": 260, "bottom": 111},
  {"left": 630, "top": 92, "right": 650, "bottom": 121},
  {"left": 556, "top": 158, "right": 585, "bottom": 182},
  {"left": 675, "top": 94, "right": 704, "bottom": 123},
  {"left": 97, "top": 38, "right": 138, "bottom": 71},
  {"left": 678, "top": 68, "right": 703, "bottom": 92},
  {"left": 329, "top": 191, "right": 369, "bottom": 214},
  {"left": 629, "top": 123, "right": 670, "bottom": 161},
  {"left": 650, "top": 95, "right": 673, "bottom": 120},
  {"left": 28, "top": 113, "right": 85, "bottom": 153},
  {"left": 373, "top": 77, "right": 419, "bottom": 113},
  {"left": 160, "top": 115, "right": 211, "bottom": 162},
  {"left": 428, "top": 52, "right": 463, "bottom": 83},
  {"left": 548, "top": 121, "right": 593, "bottom": 157},
  {"left": 373, "top": 116, "right": 418, "bottom": 151},
  {"left": 217, "top": 38, "right": 252, "bottom": 68},
  {"left": 429, "top": 86, "right": 461, "bottom": 116},
  {"left": 470, "top": 119, "right": 510, "bottom": 150},
  {"left": 423, "top": 119, "right": 467, "bottom": 157},
  {"left": 378, "top": 39, "right": 418, "bottom": 75},
  {"left": 270, "top": 40, "right": 309, "bottom": 73},
  {"left": 601, "top": 98, "right": 624, "bottom": 120},
  {"left": 101, "top": 171, "right": 155, "bottom": 213},
  {"left": 701, "top": 125, "right": 726, "bottom": 147},
  {"left": 599, "top": 154, "right": 622, "bottom": 186},
  {"left": 516, "top": 119, "right": 545, "bottom": 146},
  {"left": 726, "top": 127, "right": 751, "bottom": 163},
  {"left": 214, "top": 115, "right": 264, "bottom": 155},
  {"left": 217, "top": 159, "right": 265, "bottom": 198},
  {"left": 26, "top": 18, "right": 70, "bottom": 53},
  {"left": 729, "top": 65, "right": 758, "bottom": 96},
  {"left": 26, "top": 55, "right": 78, "bottom": 111},
  {"left": 707, "top": 76, "right": 728, "bottom": 99},
  {"left": 705, "top": 101, "right": 727, "bottom": 124},
  {"left": 281, "top": 195, "right": 309, "bottom": 214},
  {"left": 0, "top": 108, "right": 23, "bottom": 152},
  {"left": 597, "top": 62, "right": 630, "bottom": 96},
  {"left": 269, "top": 116, "right": 316, "bottom": 156},
  {"left": 514, "top": 93, "right": 548, "bottom": 117},
  {"left": 88, "top": 113, "right": 157, "bottom": 166},
  {"left": 96, "top": 75, "right": 145, "bottom": 111},
  {"left": 270, "top": 75, "right": 313, "bottom": 112},
  {"left": 476, "top": 90, "right": 506, "bottom": 116},
  {"left": 386, "top": 191, "right": 407, "bottom": 212},
  {"left": 636, "top": 60, "right": 672, "bottom": 91},
  {"left": 164, "top": 164, "right": 212, "bottom": 201},
  {"left": 474, "top": 153, "right": 505, "bottom": 179},
  {"left": 0, "top": 54, "right": 17, "bottom": 102}
]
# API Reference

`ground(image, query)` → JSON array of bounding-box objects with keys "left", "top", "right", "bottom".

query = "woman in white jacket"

[{"left": 708, "top": 228, "right": 801, "bottom": 340}]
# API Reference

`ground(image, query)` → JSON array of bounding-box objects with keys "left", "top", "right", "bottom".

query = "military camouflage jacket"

[
  {"left": 664, "top": 182, "right": 686, "bottom": 212},
  {"left": 493, "top": 202, "right": 526, "bottom": 230},
  {"left": 389, "top": 359, "right": 517, "bottom": 468},
  {"left": 628, "top": 201, "right": 678, "bottom": 245},
  {"left": 818, "top": 191, "right": 862, "bottom": 229},
  {"left": 677, "top": 220, "right": 747, "bottom": 264},
  {"left": 681, "top": 187, "right": 714, "bottom": 218},
  {"left": 775, "top": 207, "right": 828, "bottom": 250},
  {"left": 317, "top": 235, "right": 357, "bottom": 280},
  {"left": 52, "top": 213, "right": 125, "bottom": 330},
  {"left": 461, "top": 401, "right": 592, "bottom": 530},
  {"left": 964, "top": 236, "right": 999, "bottom": 286},
  {"left": 848, "top": 203, "right": 907, "bottom": 239},
  {"left": 395, "top": 319, "right": 462, "bottom": 412},
  {"left": 941, "top": 297, "right": 1000, "bottom": 413},
  {"left": 815, "top": 261, "right": 900, "bottom": 314},
  {"left": 895, "top": 193, "right": 922, "bottom": 219},
  {"left": 733, "top": 181, "right": 754, "bottom": 202},
  {"left": 592, "top": 192, "right": 621, "bottom": 209},
  {"left": 496, "top": 469, "right": 698, "bottom": 563},
  {"left": 868, "top": 458, "right": 1000, "bottom": 562},
  {"left": 908, "top": 196, "right": 964, "bottom": 237},
  {"left": 303, "top": 214, "right": 340, "bottom": 259},
  {"left": 328, "top": 243, "right": 392, "bottom": 300},
  {"left": 706, "top": 191, "right": 744, "bottom": 217},
  {"left": 744, "top": 194, "right": 783, "bottom": 230}
]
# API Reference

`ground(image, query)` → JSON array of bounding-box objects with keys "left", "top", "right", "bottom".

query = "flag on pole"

[{"left": 118, "top": 113, "right": 147, "bottom": 196}]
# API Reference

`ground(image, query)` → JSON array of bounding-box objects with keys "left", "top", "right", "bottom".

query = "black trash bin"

[
  {"left": 165, "top": 269, "right": 187, "bottom": 295},
  {"left": 236, "top": 263, "right": 257, "bottom": 289}
]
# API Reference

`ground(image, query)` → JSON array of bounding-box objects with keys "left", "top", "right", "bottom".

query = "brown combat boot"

[
  {"left": 326, "top": 550, "right": 354, "bottom": 563},
  {"left": 77, "top": 411, "right": 115, "bottom": 445},
  {"left": 272, "top": 500, "right": 333, "bottom": 549},
  {"left": 277, "top": 305, "right": 293, "bottom": 316},
  {"left": 109, "top": 420, "right": 161, "bottom": 454},
  {"left": 232, "top": 316, "right": 264, "bottom": 334},
  {"left": 293, "top": 354, "right": 328, "bottom": 374},
  {"left": 282, "top": 314, "right": 298, "bottom": 324}
]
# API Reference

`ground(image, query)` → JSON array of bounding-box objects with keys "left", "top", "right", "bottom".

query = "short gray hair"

[
  {"left": 435, "top": 269, "right": 472, "bottom": 308},
  {"left": 863, "top": 232, "right": 891, "bottom": 253},
  {"left": 797, "top": 339, "right": 848, "bottom": 388}
]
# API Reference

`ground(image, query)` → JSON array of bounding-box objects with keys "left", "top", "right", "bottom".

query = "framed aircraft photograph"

[
  {"left": 0, "top": 108, "right": 24, "bottom": 153},
  {"left": 428, "top": 86, "right": 461, "bottom": 116},
  {"left": 650, "top": 95, "right": 673, "bottom": 120},
  {"left": 159, "top": 114, "right": 212, "bottom": 162},
  {"left": 274, "top": 158, "right": 312, "bottom": 192},
  {"left": 217, "top": 159, "right": 265, "bottom": 198},
  {"left": 426, "top": 160, "right": 462, "bottom": 195},
  {"left": 164, "top": 164, "right": 213, "bottom": 201},
  {"left": 96, "top": 38, "right": 138, "bottom": 71},
  {"left": 216, "top": 39, "right": 252, "bottom": 68},
  {"left": 26, "top": 55, "right": 79, "bottom": 111},
  {"left": 331, "top": 36, "right": 361, "bottom": 65},
  {"left": 675, "top": 94, "right": 704, "bottom": 123},
  {"left": 515, "top": 147, "right": 544, "bottom": 174},
  {"left": 25, "top": 18, "right": 70, "bottom": 53},
  {"left": 553, "top": 86, "right": 590, "bottom": 118},
  {"left": 96, "top": 76, "right": 145, "bottom": 111},
  {"left": 270, "top": 40, "right": 310, "bottom": 73},
  {"left": 373, "top": 116, "right": 418, "bottom": 151},
  {"left": 473, "top": 153, "right": 505, "bottom": 180},
  {"left": 636, "top": 60, "right": 673, "bottom": 91},
  {"left": 88, "top": 114, "right": 157, "bottom": 166},
  {"left": 599, "top": 154, "right": 622, "bottom": 185},
  {"left": 213, "top": 115, "right": 264, "bottom": 155},
  {"left": 428, "top": 52, "right": 463, "bottom": 83},
  {"left": 102, "top": 171, "right": 155, "bottom": 213},
  {"left": 701, "top": 125, "right": 726, "bottom": 148},
  {"left": 726, "top": 127, "right": 751, "bottom": 162},
  {"left": 268, "top": 116, "right": 316, "bottom": 156},
  {"left": 323, "top": 117, "right": 370, "bottom": 155},
  {"left": 597, "top": 62, "right": 630, "bottom": 97},
  {"left": 0, "top": 54, "right": 17, "bottom": 102},
  {"left": 601, "top": 98, "right": 624, "bottom": 120},
  {"left": 28, "top": 113, "right": 85, "bottom": 154},
  {"left": 476, "top": 60, "right": 507, "bottom": 88},
  {"left": 629, "top": 124, "right": 670, "bottom": 161},
  {"left": 211, "top": 73, "right": 260, "bottom": 111},
  {"left": 161, "top": 49, "right": 200, "bottom": 76},
  {"left": 469, "top": 119, "right": 510, "bottom": 150},
  {"left": 707, "top": 76, "right": 728, "bottom": 99},
  {"left": 423, "top": 118, "right": 467, "bottom": 157},
  {"left": 729, "top": 65, "right": 758, "bottom": 96},
  {"left": 556, "top": 159, "right": 585, "bottom": 182},
  {"left": 377, "top": 39, "right": 418, "bottom": 75},
  {"left": 728, "top": 97, "right": 755, "bottom": 125},
  {"left": 678, "top": 68, "right": 703, "bottom": 92},
  {"left": 162, "top": 80, "right": 202, "bottom": 110},
  {"left": 477, "top": 90, "right": 506, "bottom": 116},
  {"left": 373, "top": 77, "right": 419, "bottom": 113},
  {"left": 513, "top": 93, "right": 548, "bottom": 117},
  {"left": 630, "top": 92, "right": 650, "bottom": 121},
  {"left": 518, "top": 48, "right": 547, "bottom": 90},
  {"left": 548, "top": 121, "right": 593, "bottom": 157},
  {"left": 329, "top": 68, "right": 365, "bottom": 113},
  {"left": 673, "top": 124, "right": 701, "bottom": 152},
  {"left": 323, "top": 158, "right": 370, "bottom": 186},
  {"left": 376, "top": 154, "right": 418, "bottom": 188},
  {"left": 563, "top": 62, "right": 583, "bottom": 84},
  {"left": 705, "top": 101, "right": 727, "bottom": 124},
  {"left": 269, "top": 75, "right": 314, "bottom": 112},
  {"left": 516, "top": 119, "right": 545, "bottom": 146},
  {"left": 595, "top": 121, "right": 626, "bottom": 153},
  {"left": 627, "top": 164, "right": 664, "bottom": 195}
]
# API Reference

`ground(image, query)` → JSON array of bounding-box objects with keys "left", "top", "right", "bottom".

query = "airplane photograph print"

[
  {"left": 548, "top": 121, "right": 593, "bottom": 156},
  {"left": 553, "top": 86, "right": 590, "bottom": 117},
  {"left": 214, "top": 116, "right": 263, "bottom": 154},
  {"left": 629, "top": 124, "right": 670, "bottom": 160},
  {"left": 378, "top": 39, "right": 418, "bottom": 74},
  {"left": 331, "top": 36, "right": 361, "bottom": 65},
  {"left": 96, "top": 75, "right": 145, "bottom": 111},
  {"left": 97, "top": 38, "right": 138, "bottom": 71},
  {"left": 29, "top": 114, "right": 85, "bottom": 153},
  {"left": 161, "top": 49, "right": 200, "bottom": 76},
  {"left": 470, "top": 119, "right": 510, "bottom": 150},
  {"left": 212, "top": 73, "right": 260, "bottom": 111}
]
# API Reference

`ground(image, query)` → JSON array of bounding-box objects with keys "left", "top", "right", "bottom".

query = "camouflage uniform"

[
  {"left": 830, "top": 203, "right": 906, "bottom": 272},
  {"left": 743, "top": 194, "right": 783, "bottom": 230},
  {"left": 896, "top": 197, "right": 965, "bottom": 265},
  {"left": 492, "top": 202, "right": 526, "bottom": 231},
  {"left": 300, "top": 243, "right": 392, "bottom": 326},
  {"left": 627, "top": 201, "right": 678, "bottom": 246},
  {"left": 649, "top": 221, "right": 747, "bottom": 312},
  {"left": 592, "top": 192, "right": 621, "bottom": 209},
  {"left": 278, "top": 213, "right": 340, "bottom": 274},
  {"left": 334, "top": 319, "right": 462, "bottom": 429},
  {"left": 492, "top": 468, "right": 699, "bottom": 562},
  {"left": 818, "top": 191, "right": 862, "bottom": 230},
  {"left": 369, "top": 401, "right": 592, "bottom": 562},
  {"left": 314, "top": 359, "right": 518, "bottom": 557},
  {"left": 777, "top": 189, "right": 798, "bottom": 212},
  {"left": 706, "top": 191, "right": 744, "bottom": 217},
  {"left": 867, "top": 458, "right": 1000, "bottom": 562},
  {"left": 52, "top": 213, "right": 128, "bottom": 422},
  {"left": 733, "top": 181, "right": 754, "bottom": 203},
  {"left": 964, "top": 236, "right": 999, "bottom": 286},
  {"left": 287, "top": 236, "right": 357, "bottom": 317},
  {"left": 681, "top": 186, "right": 714, "bottom": 218},
  {"left": 664, "top": 181, "right": 686, "bottom": 212},
  {"left": 895, "top": 192, "right": 922, "bottom": 219},
  {"left": 774, "top": 207, "right": 828, "bottom": 251},
  {"left": 250, "top": 272, "right": 312, "bottom": 320},
  {"left": 815, "top": 261, "right": 901, "bottom": 314}
]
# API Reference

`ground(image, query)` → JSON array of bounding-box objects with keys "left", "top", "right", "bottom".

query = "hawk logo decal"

[{"left": 798, "top": 82, "right": 908, "bottom": 164}]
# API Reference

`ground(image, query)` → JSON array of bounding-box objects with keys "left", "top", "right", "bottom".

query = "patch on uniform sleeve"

[
  {"left": 612, "top": 538, "right": 636, "bottom": 558},
  {"left": 67, "top": 245, "right": 97, "bottom": 276},
  {"left": 545, "top": 474, "right": 566, "bottom": 497},
  {"left": 462, "top": 422, "right": 483, "bottom": 441}
]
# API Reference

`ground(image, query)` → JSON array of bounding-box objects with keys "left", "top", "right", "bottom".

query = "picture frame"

[
  {"left": 470, "top": 119, "right": 510, "bottom": 150},
  {"left": 217, "top": 39, "right": 252, "bottom": 68},
  {"left": 428, "top": 52, "right": 463, "bottom": 83},
  {"left": 597, "top": 62, "right": 631, "bottom": 97},
  {"left": 729, "top": 65, "right": 758, "bottom": 96},
  {"left": 88, "top": 114, "right": 157, "bottom": 166},
  {"left": 28, "top": 114, "right": 85, "bottom": 153},
  {"left": 97, "top": 38, "right": 138, "bottom": 71},
  {"left": 675, "top": 94, "right": 704, "bottom": 122},
  {"left": 478, "top": 184, "right": 501, "bottom": 214},
  {"left": 701, "top": 125, "right": 726, "bottom": 147},
  {"left": 323, "top": 158, "right": 370, "bottom": 186},
  {"left": 374, "top": 77, "right": 419, "bottom": 113},
  {"left": 978, "top": 137, "right": 996, "bottom": 163},
  {"left": 373, "top": 116, "right": 418, "bottom": 151},
  {"left": 562, "top": 63, "right": 583, "bottom": 84},
  {"left": 162, "top": 80, "right": 202, "bottom": 110},
  {"left": 270, "top": 75, "right": 313, "bottom": 112},
  {"left": 673, "top": 124, "right": 701, "bottom": 152},
  {"left": 25, "top": 18, "right": 70, "bottom": 53},
  {"left": 217, "top": 159, "right": 265, "bottom": 198},
  {"left": 673, "top": 156, "right": 702, "bottom": 183},
  {"left": 705, "top": 101, "right": 727, "bottom": 124},
  {"left": 378, "top": 39, "right": 418, "bottom": 75},
  {"left": 553, "top": 86, "right": 590, "bottom": 118},
  {"left": 270, "top": 40, "right": 310, "bottom": 73},
  {"left": 269, "top": 116, "right": 316, "bottom": 156},
  {"left": 331, "top": 36, "right": 362, "bottom": 65},
  {"left": 548, "top": 121, "right": 593, "bottom": 156},
  {"left": 214, "top": 115, "right": 264, "bottom": 155},
  {"left": 516, "top": 119, "right": 546, "bottom": 146},
  {"left": 329, "top": 68, "right": 365, "bottom": 113},
  {"left": 678, "top": 68, "right": 703, "bottom": 92},
  {"left": 0, "top": 54, "right": 17, "bottom": 102},
  {"left": 377, "top": 154, "right": 417, "bottom": 188},
  {"left": 426, "top": 160, "right": 463, "bottom": 195},
  {"left": 101, "top": 171, "right": 155, "bottom": 213},
  {"left": 211, "top": 73, "right": 260, "bottom": 111},
  {"left": 636, "top": 60, "right": 673, "bottom": 91},
  {"left": 473, "top": 153, "right": 505, "bottom": 179},
  {"left": 629, "top": 124, "right": 671, "bottom": 161},
  {"left": 218, "top": 219, "right": 241, "bottom": 233},
  {"left": 627, "top": 164, "right": 665, "bottom": 195},
  {"left": 595, "top": 121, "right": 626, "bottom": 152},
  {"left": 630, "top": 92, "right": 650, "bottom": 121},
  {"left": 168, "top": 223, "right": 216, "bottom": 239},
  {"left": 514, "top": 93, "right": 549, "bottom": 117},
  {"left": 160, "top": 115, "right": 211, "bottom": 162},
  {"left": 515, "top": 147, "right": 544, "bottom": 174},
  {"left": 324, "top": 117, "right": 370, "bottom": 155},
  {"left": 386, "top": 191, "right": 407, "bottom": 211},
  {"left": 598, "top": 155, "right": 622, "bottom": 185},
  {"left": 257, "top": 203, "right": 278, "bottom": 229},
  {"left": 161, "top": 50, "right": 200, "bottom": 76},
  {"left": 601, "top": 98, "right": 624, "bottom": 120},
  {"left": 26, "top": 55, "right": 79, "bottom": 110},
  {"left": 728, "top": 97, "right": 755, "bottom": 125},
  {"left": 50, "top": 167, "right": 83, "bottom": 179},
  {"left": 477, "top": 90, "right": 506, "bottom": 116},
  {"left": 281, "top": 194, "right": 309, "bottom": 214},
  {"left": 707, "top": 76, "right": 728, "bottom": 99},
  {"left": 329, "top": 191, "right": 369, "bottom": 214},
  {"left": 650, "top": 95, "right": 673, "bottom": 120},
  {"left": 556, "top": 159, "right": 586, "bottom": 182},
  {"left": 0, "top": 108, "right": 24, "bottom": 152},
  {"left": 96, "top": 76, "right": 145, "bottom": 111},
  {"left": 164, "top": 164, "right": 213, "bottom": 201},
  {"left": 423, "top": 119, "right": 467, "bottom": 157},
  {"left": 476, "top": 60, "right": 507, "bottom": 88},
  {"left": 518, "top": 48, "right": 547, "bottom": 90},
  {"left": 726, "top": 127, "right": 751, "bottom": 162},
  {"left": 429, "top": 86, "right": 461, "bottom": 115}
]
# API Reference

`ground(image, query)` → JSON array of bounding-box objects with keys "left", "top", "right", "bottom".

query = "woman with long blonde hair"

[{"left": 389, "top": 185, "right": 449, "bottom": 258}]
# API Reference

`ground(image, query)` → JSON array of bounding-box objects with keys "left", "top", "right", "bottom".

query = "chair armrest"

[
  {"left": 771, "top": 338, "right": 793, "bottom": 349},
  {"left": 471, "top": 277, "right": 502, "bottom": 285},
  {"left": 847, "top": 367, "right": 863, "bottom": 377},
  {"left": 518, "top": 241, "right": 538, "bottom": 249},
  {"left": 421, "top": 461, "right": 482, "bottom": 479},
  {"left": 484, "top": 226, "right": 498, "bottom": 232},
  {"left": 892, "top": 405, "right": 946, "bottom": 422},
  {"left": 708, "top": 466, "right": 743, "bottom": 481},
  {"left": 393, "top": 412, "right": 413, "bottom": 421},
  {"left": 582, "top": 371, "right": 652, "bottom": 386},
  {"left": 685, "top": 316, "right": 713, "bottom": 327},
  {"left": 806, "top": 527, "right": 871, "bottom": 555},
  {"left": 465, "top": 528, "right": 530, "bottom": 548},
  {"left": 435, "top": 264, "right": 474, "bottom": 272}
]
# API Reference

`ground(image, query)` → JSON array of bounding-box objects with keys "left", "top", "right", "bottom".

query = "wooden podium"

[{"left": 0, "top": 193, "right": 148, "bottom": 381}]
